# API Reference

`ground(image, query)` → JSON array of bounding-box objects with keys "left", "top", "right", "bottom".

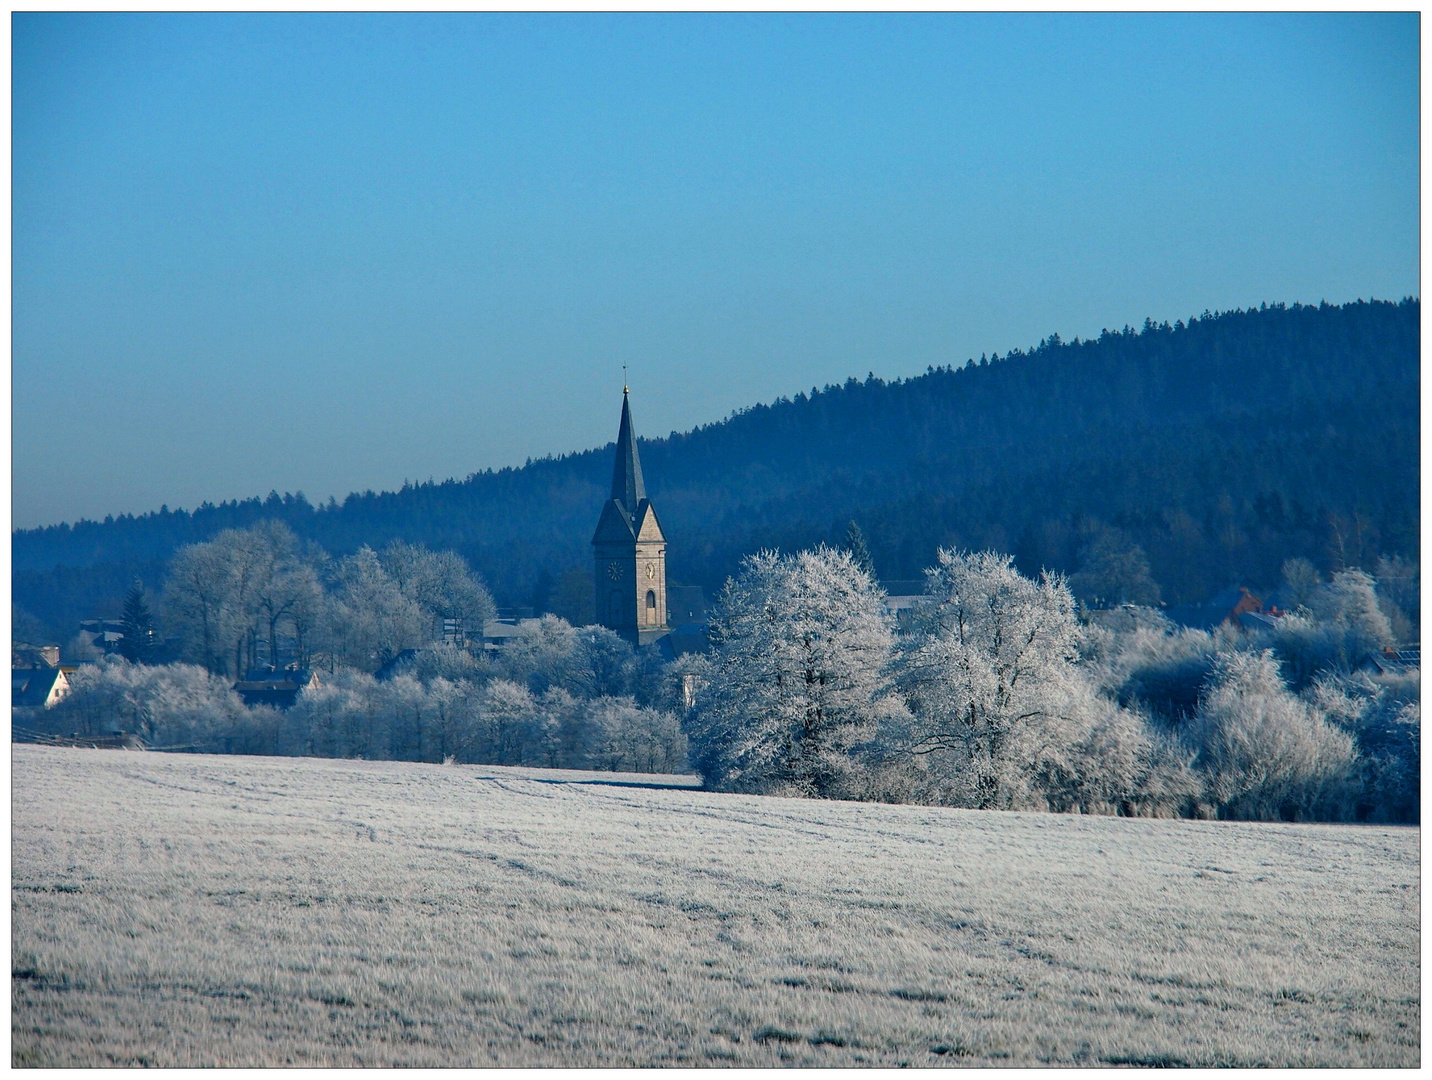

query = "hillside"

[
  {"left": 14, "top": 298, "right": 1419, "bottom": 635},
  {"left": 12, "top": 746, "right": 1419, "bottom": 1067}
]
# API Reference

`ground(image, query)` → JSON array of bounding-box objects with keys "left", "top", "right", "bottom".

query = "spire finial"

[{"left": 623, "top": 363, "right": 628, "bottom": 394}]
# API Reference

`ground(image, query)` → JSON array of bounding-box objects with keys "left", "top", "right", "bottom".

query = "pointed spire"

[{"left": 609, "top": 388, "right": 646, "bottom": 509}]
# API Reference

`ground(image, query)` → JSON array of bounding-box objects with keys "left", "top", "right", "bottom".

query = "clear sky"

[{"left": 12, "top": 13, "right": 1419, "bottom": 529}]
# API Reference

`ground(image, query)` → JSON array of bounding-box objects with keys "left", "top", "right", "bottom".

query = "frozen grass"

[{"left": 11, "top": 745, "right": 1419, "bottom": 1067}]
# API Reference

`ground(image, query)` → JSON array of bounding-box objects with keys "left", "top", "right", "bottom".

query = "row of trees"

[
  {"left": 38, "top": 609, "right": 690, "bottom": 775},
  {"left": 687, "top": 546, "right": 1417, "bottom": 822},
  {"left": 147, "top": 522, "right": 497, "bottom": 676},
  {"left": 24, "top": 522, "right": 1417, "bottom": 822},
  {"left": 28, "top": 524, "right": 690, "bottom": 775}
]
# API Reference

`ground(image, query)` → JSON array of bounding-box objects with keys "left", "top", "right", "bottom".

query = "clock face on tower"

[{"left": 607, "top": 562, "right": 624, "bottom": 581}]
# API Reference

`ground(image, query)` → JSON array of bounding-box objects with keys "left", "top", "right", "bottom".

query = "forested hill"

[{"left": 14, "top": 299, "right": 1419, "bottom": 635}]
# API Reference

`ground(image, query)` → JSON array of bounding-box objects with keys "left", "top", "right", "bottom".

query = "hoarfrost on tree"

[{"left": 689, "top": 546, "right": 901, "bottom": 798}]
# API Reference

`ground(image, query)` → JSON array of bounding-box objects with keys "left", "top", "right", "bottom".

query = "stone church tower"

[{"left": 592, "top": 389, "right": 669, "bottom": 645}]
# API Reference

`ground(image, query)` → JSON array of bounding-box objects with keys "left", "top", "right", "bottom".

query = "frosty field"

[{"left": 11, "top": 746, "right": 1419, "bottom": 1067}]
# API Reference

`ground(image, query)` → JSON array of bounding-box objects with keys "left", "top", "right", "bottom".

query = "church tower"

[{"left": 592, "top": 388, "right": 669, "bottom": 645}]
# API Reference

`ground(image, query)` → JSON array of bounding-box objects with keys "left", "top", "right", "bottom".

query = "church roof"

[
  {"left": 592, "top": 496, "right": 666, "bottom": 545},
  {"left": 593, "top": 389, "right": 667, "bottom": 548},
  {"left": 610, "top": 389, "right": 646, "bottom": 510},
  {"left": 593, "top": 498, "right": 637, "bottom": 543}
]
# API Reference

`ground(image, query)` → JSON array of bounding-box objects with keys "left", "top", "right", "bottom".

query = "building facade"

[{"left": 592, "top": 389, "right": 669, "bottom": 645}]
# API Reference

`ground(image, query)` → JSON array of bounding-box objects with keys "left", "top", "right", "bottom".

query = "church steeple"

[
  {"left": 609, "top": 389, "right": 646, "bottom": 511},
  {"left": 592, "top": 388, "right": 668, "bottom": 646}
]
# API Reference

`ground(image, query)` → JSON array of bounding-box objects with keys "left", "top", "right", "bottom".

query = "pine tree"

[
  {"left": 117, "top": 580, "right": 157, "bottom": 664},
  {"left": 844, "top": 521, "right": 876, "bottom": 579}
]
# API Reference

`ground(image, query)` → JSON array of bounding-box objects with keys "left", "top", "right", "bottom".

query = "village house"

[{"left": 233, "top": 666, "right": 319, "bottom": 710}]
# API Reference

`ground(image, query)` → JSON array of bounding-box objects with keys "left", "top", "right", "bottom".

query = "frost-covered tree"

[
  {"left": 325, "top": 547, "right": 429, "bottom": 671},
  {"left": 422, "top": 676, "right": 480, "bottom": 764},
  {"left": 245, "top": 523, "right": 326, "bottom": 671},
  {"left": 585, "top": 696, "right": 688, "bottom": 774},
  {"left": 285, "top": 667, "right": 385, "bottom": 758},
  {"left": 1091, "top": 612, "right": 1223, "bottom": 723},
  {"left": 1187, "top": 650, "right": 1356, "bottom": 821},
  {"left": 378, "top": 541, "right": 497, "bottom": 642},
  {"left": 496, "top": 615, "right": 585, "bottom": 694},
  {"left": 1028, "top": 680, "right": 1200, "bottom": 817},
  {"left": 1269, "top": 568, "right": 1395, "bottom": 686},
  {"left": 162, "top": 537, "right": 242, "bottom": 675},
  {"left": 161, "top": 522, "right": 324, "bottom": 676},
  {"left": 377, "top": 674, "right": 434, "bottom": 760},
  {"left": 472, "top": 678, "right": 546, "bottom": 765},
  {"left": 398, "top": 642, "right": 491, "bottom": 686},
  {"left": 895, "top": 550, "right": 1084, "bottom": 808},
  {"left": 1280, "top": 557, "right": 1323, "bottom": 609},
  {"left": 494, "top": 615, "right": 645, "bottom": 700},
  {"left": 1312, "top": 669, "right": 1420, "bottom": 823},
  {"left": 894, "top": 549, "right": 1187, "bottom": 813},
  {"left": 577, "top": 625, "right": 645, "bottom": 699},
  {"left": 689, "top": 547, "right": 899, "bottom": 798},
  {"left": 43, "top": 656, "right": 252, "bottom": 751},
  {"left": 1312, "top": 569, "right": 1394, "bottom": 651}
]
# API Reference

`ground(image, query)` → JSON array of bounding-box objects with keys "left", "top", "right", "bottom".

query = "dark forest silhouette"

[{"left": 14, "top": 298, "right": 1418, "bottom": 640}]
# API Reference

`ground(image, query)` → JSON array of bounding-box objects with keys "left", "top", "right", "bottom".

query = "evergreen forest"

[{"left": 13, "top": 298, "right": 1419, "bottom": 641}]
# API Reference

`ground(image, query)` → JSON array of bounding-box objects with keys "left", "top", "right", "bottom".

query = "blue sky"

[{"left": 12, "top": 13, "right": 1419, "bottom": 529}]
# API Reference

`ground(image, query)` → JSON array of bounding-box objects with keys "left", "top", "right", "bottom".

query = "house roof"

[
  {"left": 1359, "top": 645, "right": 1421, "bottom": 675},
  {"left": 374, "top": 649, "right": 423, "bottom": 681},
  {"left": 1237, "top": 611, "right": 1282, "bottom": 631},
  {"left": 234, "top": 667, "right": 316, "bottom": 692},
  {"left": 12, "top": 667, "right": 66, "bottom": 708},
  {"left": 657, "top": 626, "right": 710, "bottom": 659},
  {"left": 1165, "top": 586, "right": 1266, "bottom": 630},
  {"left": 666, "top": 585, "right": 707, "bottom": 622},
  {"left": 483, "top": 619, "right": 541, "bottom": 642}
]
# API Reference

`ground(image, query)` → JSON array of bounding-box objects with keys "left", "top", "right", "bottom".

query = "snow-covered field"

[{"left": 11, "top": 746, "right": 1419, "bottom": 1067}]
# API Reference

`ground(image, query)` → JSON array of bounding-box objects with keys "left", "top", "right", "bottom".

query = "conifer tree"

[
  {"left": 844, "top": 521, "right": 876, "bottom": 579},
  {"left": 117, "top": 580, "right": 157, "bottom": 664}
]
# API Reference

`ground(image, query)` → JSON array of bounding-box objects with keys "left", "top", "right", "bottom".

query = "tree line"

[
  {"left": 685, "top": 546, "right": 1417, "bottom": 823},
  {"left": 110, "top": 521, "right": 497, "bottom": 677},
  {"left": 27, "top": 521, "right": 691, "bottom": 773},
  {"left": 21, "top": 525, "right": 1417, "bottom": 823}
]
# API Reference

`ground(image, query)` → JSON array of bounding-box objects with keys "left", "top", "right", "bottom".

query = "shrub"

[{"left": 1187, "top": 650, "right": 1356, "bottom": 821}]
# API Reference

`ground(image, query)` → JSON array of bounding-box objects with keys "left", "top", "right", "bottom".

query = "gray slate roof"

[{"left": 609, "top": 389, "right": 646, "bottom": 511}]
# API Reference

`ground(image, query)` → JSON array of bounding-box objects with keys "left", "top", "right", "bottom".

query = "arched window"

[{"left": 646, "top": 590, "right": 657, "bottom": 612}]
